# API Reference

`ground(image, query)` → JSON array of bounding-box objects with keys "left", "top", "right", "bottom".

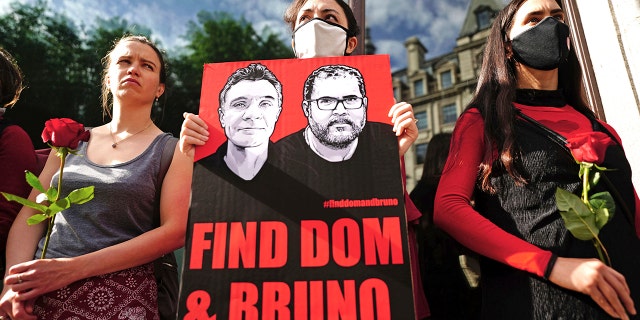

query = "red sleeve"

[
  {"left": 400, "top": 156, "right": 421, "bottom": 223},
  {"left": 433, "top": 110, "right": 553, "bottom": 277},
  {"left": 404, "top": 191, "right": 421, "bottom": 223},
  {"left": 399, "top": 157, "right": 430, "bottom": 317},
  {"left": 0, "top": 125, "right": 38, "bottom": 249}
]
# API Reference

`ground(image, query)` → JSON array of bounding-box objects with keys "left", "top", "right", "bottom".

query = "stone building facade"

[
  {"left": 395, "top": 0, "right": 640, "bottom": 192},
  {"left": 393, "top": 0, "right": 505, "bottom": 190}
]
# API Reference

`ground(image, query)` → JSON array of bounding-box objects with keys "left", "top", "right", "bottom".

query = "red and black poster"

[{"left": 178, "top": 55, "right": 416, "bottom": 320}]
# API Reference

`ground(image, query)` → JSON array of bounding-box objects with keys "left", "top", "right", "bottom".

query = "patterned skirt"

[{"left": 33, "top": 263, "right": 159, "bottom": 320}]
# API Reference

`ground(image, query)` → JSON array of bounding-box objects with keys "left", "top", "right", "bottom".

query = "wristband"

[{"left": 543, "top": 253, "right": 558, "bottom": 280}]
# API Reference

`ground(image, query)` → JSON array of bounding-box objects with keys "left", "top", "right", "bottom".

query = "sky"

[{"left": 0, "top": 0, "right": 497, "bottom": 71}]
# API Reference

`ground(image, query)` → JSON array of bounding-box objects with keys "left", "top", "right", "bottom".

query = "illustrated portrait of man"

[
  {"left": 213, "top": 62, "right": 282, "bottom": 180},
  {"left": 275, "top": 64, "right": 400, "bottom": 199},
  {"left": 301, "top": 64, "right": 367, "bottom": 162}
]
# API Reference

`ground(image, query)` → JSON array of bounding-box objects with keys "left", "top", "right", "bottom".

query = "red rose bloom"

[
  {"left": 565, "top": 131, "right": 614, "bottom": 165},
  {"left": 41, "top": 118, "right": 90, "bottom": 149}
]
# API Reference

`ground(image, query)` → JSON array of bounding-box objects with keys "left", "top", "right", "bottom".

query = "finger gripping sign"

[{"left": 178, "top": 55, "right": 416, "bottom": 319}]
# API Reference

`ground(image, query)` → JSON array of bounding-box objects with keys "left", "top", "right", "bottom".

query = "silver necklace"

[{"left": 109, "top": 121, "right": 153, "bottom": 148}]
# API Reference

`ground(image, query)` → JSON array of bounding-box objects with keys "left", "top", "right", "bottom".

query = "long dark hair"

[{"left": 470, "top": 0, "right": 593, "bottom": 192}]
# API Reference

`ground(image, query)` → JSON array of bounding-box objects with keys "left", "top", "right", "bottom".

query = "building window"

[
  {"left": 475, "top": 52, "right": 484, "bottom": 71},
  {"left": 415, "top": 111, "right": 428, "bottom": 130},
  {"left": 440, "top": 70, "right": 452, "bottom": 89},
  {"left": 416, "top": 143, "right": 428, "bottom": 164},
  {"left": 442, "top": 103, "right": 458, "bottom": 124},
  {"left": 393, "top": 86, "right": 400, "bottom": 101},
  {"left": 476, "top": 7, "right": 492, "bottom": 30},
  {"left": 413, "top": 79, "right": 424, "bottom": 97}
]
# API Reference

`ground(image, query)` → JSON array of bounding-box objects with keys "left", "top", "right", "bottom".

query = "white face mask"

[{"left": 293, "top": 18, "right": 348, "bottom": 58}]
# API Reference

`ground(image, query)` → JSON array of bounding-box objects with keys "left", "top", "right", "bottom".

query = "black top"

[
  {"left": 473, "top": 96, "right": 640, "bottom": 319},
  {"left": 274, "top": 122, "right": 404, "bottom": 203}
]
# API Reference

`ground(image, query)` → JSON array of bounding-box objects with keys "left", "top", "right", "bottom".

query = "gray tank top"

[{"left": 35, "top": 132, "right": 175, "bottom": 259}]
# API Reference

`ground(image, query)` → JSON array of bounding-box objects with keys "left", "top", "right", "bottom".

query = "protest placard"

[{"left": 178, "top": 55, "right": 416, "bottom": 320}]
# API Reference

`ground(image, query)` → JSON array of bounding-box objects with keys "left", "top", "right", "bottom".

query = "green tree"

[
  {"left": 184, "top": 11, "right": 292, "bottom": 64},
  {"left": 0, "top": 1, "right": 159, "bottom": 146},
  {"left": 0, "top": 2, "right": 293, "bottom": 144},
  {"left": 0, "top": 0, "right": 84, "bottom": 148},
  {"left": 163, "top": 11, "right": 293, "bottom": 137}
]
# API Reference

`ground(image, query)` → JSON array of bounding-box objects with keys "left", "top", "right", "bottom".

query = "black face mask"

[{"left": 510, "top": 16, "right": 570, "bottom": 70}]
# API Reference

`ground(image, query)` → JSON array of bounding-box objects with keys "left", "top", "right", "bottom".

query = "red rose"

[
  {"left": 41, "top": 118, "right": 91, "bottom": 149},
  {"left": 565, "top": 131, "right": 614, "bottom": 164}
]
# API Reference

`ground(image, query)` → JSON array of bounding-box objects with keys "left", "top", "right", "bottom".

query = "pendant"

[{"left": 112, "top": 143, "right": 117, "bottom": 148}]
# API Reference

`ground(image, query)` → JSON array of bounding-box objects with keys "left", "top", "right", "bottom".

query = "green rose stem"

[
  {"left": 40, "top": 147, "right": 68, "bottom": 259},
  {"left": 1, "top": 119, "right": 94, "bottom": 260},
  {"left": 581, "top": 163, "right": 611, "bottom": 266}
]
